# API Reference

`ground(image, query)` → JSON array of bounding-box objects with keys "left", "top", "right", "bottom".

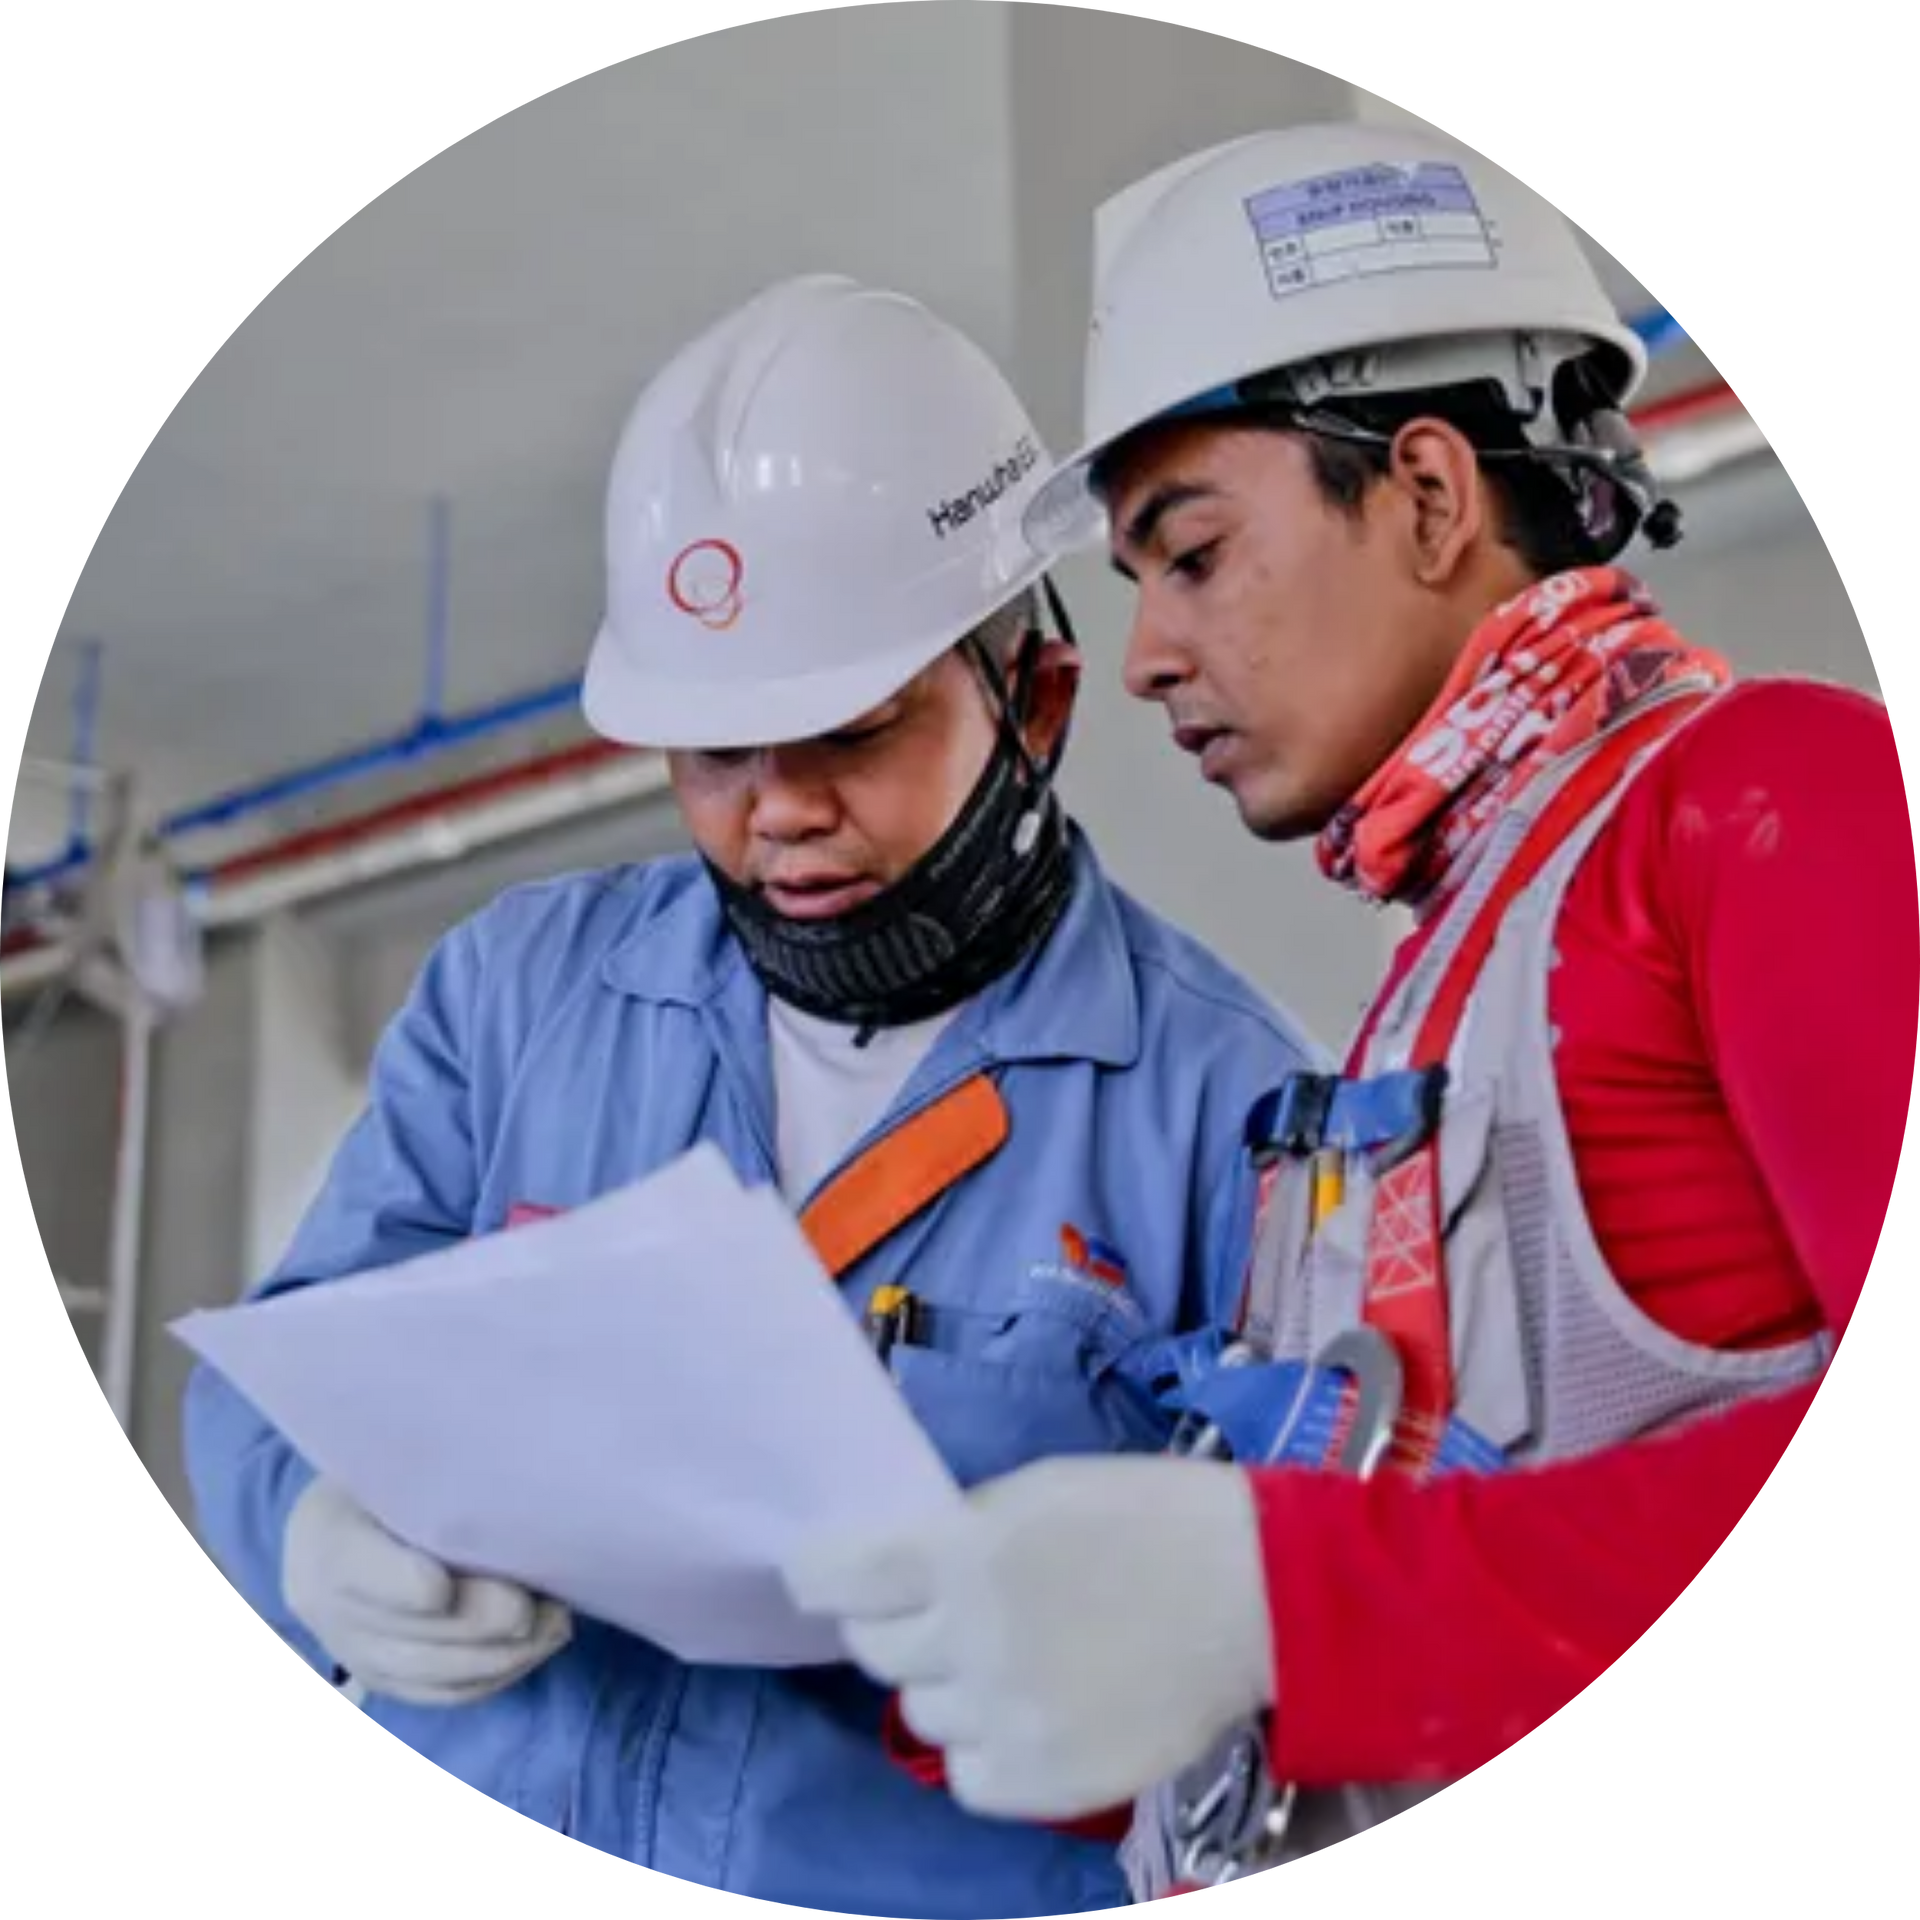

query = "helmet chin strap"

[
  {"left": 707, "top": 582, "right": 1081, "bottom": 1041},
  {"left": 963, "top": 573, "right": 1078, "bottom": 856},
  {"left": 1283, "top": 400, "right": 1682, "bottom": 561},
  {"left": 1183, "top": 337, "right": 1684, "bottom": 563}
]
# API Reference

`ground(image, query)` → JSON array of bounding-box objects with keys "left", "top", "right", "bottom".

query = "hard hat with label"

[
  {"left": 585, "top": 273, "right": 1053, "bottom": 751},
  {"left": 1027, "top": 121, "right": 1675, "bottom": 560}
]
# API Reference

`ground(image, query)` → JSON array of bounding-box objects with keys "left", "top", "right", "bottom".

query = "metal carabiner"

[
  {"left": 1181, "top": 1800, "right": 1300, "bottom": 1888},
  {"left": 1313, "top": 1324, "right": 1404, "bottom": 1477},
  {"left": 1176, "top": 1725, "right": 1266, "bottom": 1842}
]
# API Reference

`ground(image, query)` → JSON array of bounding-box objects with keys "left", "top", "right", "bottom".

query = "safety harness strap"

[{"left": 798, "top": 1072, "right": 1011, "bottom": 1279}]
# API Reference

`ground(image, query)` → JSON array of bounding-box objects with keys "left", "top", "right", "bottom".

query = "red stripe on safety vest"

[{"left": 1363, "top": 692, "right": 1714, "bottom": 1475}]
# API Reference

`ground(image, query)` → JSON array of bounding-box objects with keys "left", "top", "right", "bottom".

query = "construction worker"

[
  {"left": 784, "top": 126, "right": 1918, "bottom": 1891},
  {"left": 180, "top": 274, "right": 1318, "bottom": 1917}
]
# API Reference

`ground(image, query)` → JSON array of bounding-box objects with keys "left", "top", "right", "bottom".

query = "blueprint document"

[{"left": 174, "top": 1145, "right": 959, "bottom": 1666}]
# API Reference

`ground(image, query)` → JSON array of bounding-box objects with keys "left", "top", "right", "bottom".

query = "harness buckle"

[
  {"left": 1244, "top": 1072, "right": 1338, "bottom": 1166},
  {"left": 1367, "top": 1063, "right": 1449, "bottom": 1174}
]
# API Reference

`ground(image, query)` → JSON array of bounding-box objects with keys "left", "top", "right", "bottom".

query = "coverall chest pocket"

[{"left": 887, "top": 1273, "right": 1170, "bottom": 1488}]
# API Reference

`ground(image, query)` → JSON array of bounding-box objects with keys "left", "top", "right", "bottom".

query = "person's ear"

[
  {"left": 1020, "top": 637, "right": 1080, "bottom": 761},
  {"left": 1389, "top": 418, "right": 1489, "bottom": 588}
]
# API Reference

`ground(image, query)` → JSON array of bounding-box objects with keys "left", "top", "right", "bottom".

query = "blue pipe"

[
  {"left": 154, "top": 676, "right": 586, "bottom": 838},
  {"left": 154, "top": 489, "right": 580, "bottom": 841},
  {"left": 6, "top": 645, "right": 109, "bottom": 897},
  {"left": 6, "top": 846, "right": 96, "bottom": 896},
  {"left": 1628, "top": 305, "right": 1686, "bottom": 355},
  {"left": 5, "top": 669, "right": 587, "bottom": 894},
  {"left": 11, "top": 625, "right": 586, "bottom": 890},
  {"left": 69, "top": 639, "right": 103, "bottom": 860},
  {"left": 5, "top": 673, "right": 586, "bottom": 896}
]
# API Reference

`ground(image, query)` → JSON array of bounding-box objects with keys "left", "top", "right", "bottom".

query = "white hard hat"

[
  {"left": 585, "top": 274, "right": 1052, "bottom": 750},
  {"left": 1027, "top": 121, "right": 1648, "bottom": 553}
]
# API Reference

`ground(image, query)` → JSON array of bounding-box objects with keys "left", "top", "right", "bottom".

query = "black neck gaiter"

[{"left": 708, "top": 609, "right": 1078, "bottom": 1033}]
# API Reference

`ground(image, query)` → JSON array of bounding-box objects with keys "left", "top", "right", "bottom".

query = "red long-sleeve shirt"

[
  {"left": 888, "top": 675, "right": 1914, "bottom": 1819},
  {"left": 1254, "top": 676, "right": 1915, "bottom": 1785}
]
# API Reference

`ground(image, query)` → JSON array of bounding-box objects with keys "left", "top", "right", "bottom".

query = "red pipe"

[
  {"left": 7, "top": 736, "right": 658, "bottom": 934},
  {"left": 1631, "top": 377, "right": 1740, "bottom": 435},
  {"left": 199, "top": 735, "right": 641, "bottom": 887}
]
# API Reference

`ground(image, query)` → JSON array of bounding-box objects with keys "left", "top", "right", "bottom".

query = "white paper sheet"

[{"left": 173, "top": 1145, "right": 960, "bottom": 1667}]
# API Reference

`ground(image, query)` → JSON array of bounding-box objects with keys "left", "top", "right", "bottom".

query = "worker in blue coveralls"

[{"left": 183, "top": 274, "right": 1318, "bottom": 1919}]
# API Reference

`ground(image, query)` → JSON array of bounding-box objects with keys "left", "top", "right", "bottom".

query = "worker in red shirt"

[{"left": 783, "top": 119, "right": 1917, "bottom": 1895}]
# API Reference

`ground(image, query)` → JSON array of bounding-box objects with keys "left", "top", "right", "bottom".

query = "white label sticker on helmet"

[{"left": 1243, "top": 162, "right": 1494, "bottom": 299}]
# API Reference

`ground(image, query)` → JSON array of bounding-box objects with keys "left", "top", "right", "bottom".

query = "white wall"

[
  {"left": 247, "top": 915, "right": 365, "bottom": 1281},
  {"left": 30, "top": 3, "right": 1025, "bottom": 807},
  {"left": 7, "top": 915, "right": 364, "bottom": 1527},
  {"left": 133, "top": 936, "right": 260, "bottom": 1523},
  {"left": 4, "top": 994, "right": 120, "bottom": 1378},
  {"left": 7, "top": 778, "right": 82, "bottom": 872},
  {"left": 1639, "top": 466, "right": 1876, "bottom": 693}
]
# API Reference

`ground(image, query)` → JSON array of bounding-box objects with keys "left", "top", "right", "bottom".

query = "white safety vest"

[{"left": 1127, "top": 682, "right": 1832, "bottom": 1894}]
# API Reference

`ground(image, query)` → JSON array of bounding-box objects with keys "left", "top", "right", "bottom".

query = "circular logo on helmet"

[{"left": 666, "top": 539, "right": 745, "bottom": 631}]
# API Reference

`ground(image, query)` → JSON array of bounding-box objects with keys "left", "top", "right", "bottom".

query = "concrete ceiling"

[{"left": 15, "top": 4, "right": 1771, "bottom": 870}]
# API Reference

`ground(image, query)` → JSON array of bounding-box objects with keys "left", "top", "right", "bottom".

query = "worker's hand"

[
  {"left": 783, "top": 1455, "right": 1274, "bottom": 1822},
  {"left": 283, "top": 1478, "right": 572, "bottom": 1707}
]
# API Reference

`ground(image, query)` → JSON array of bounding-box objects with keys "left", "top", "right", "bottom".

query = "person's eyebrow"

[{"left": 1118, "top": 481, "right": 1220, "bottom": 558}]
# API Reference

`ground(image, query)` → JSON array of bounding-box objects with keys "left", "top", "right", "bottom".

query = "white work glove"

[
  {"left": 283, "top": 1478, "right": 573, "bottom": 1707},
  {"left": 783, "top": 1455, "right": 1275, "bottom": 1822}
]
